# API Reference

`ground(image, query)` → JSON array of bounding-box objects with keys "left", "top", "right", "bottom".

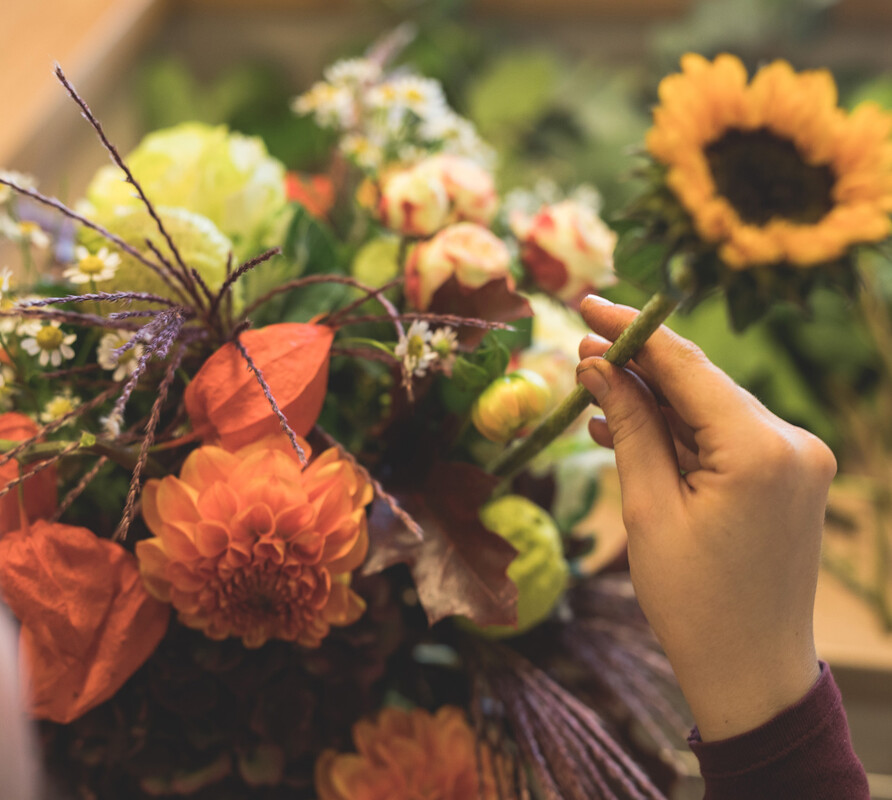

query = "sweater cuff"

[{"left": 688, "top": 661, "right": 837, "bottom": 776}]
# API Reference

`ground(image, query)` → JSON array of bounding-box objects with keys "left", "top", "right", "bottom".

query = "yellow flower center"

[
  {"left": 18, "top": 221, "right": 39, "bottom": 235},
  {"left": 404, "top": 88, "right": 425, "bottom": 104},
  {"left": 705, "top": 128, "right": 836, "bottom": 226},
  {"left": 35, "top": 326, "right": 64, "bottom": 351},
  {"left": 77, "top": 254, "right": 106, "bottom": 275},
  {"left": 46, "top": 396, "right": 75, "bottom": 418},
  {"left": 407, "top": 334, "right": 427, "bottom": 360}
]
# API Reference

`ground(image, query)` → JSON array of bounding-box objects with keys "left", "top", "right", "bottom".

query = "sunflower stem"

[{"left": 488, "top": 289, "right": 681, "bottom": 482}]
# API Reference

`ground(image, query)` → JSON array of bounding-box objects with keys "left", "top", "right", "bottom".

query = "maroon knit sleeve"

[{"left": 688, "top": 662, "right": 869, "bottom": 800}]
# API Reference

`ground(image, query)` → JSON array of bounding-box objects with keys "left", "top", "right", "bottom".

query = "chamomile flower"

[
  {"left": 40, "top": 389, "right": 81, "bottom": 424},
  {"left": 97, "top": 331, "right": 143, "bottom": 382},
  {"left": 340, "top": 134, "right": 385, "bottom": 170},
  {"left": 292, "top": 82, "right": 356, "bottom": 128},
  {"left": 0, "top": 170, "right": 35, "bottom": 205},
  {"left": 20, "top": 321, "right": 76, "bottom": 367},
  {"left": 63, "top": 246, "right": 120, "bottom": 284},
  {"left": 6, "top": 219, "right": 50, "bottom": 249},
  {"left": 430, "top": 327, "right": 459, "bottom": 371},
  {"left": 100, "top": 409, "right": 123, "bottom": 438},
  {"left": 324, "top": 58, "right": 381, "bottom": 87},
  {"left": 394, "top": 320, "right": 437, "bottom": 377}
]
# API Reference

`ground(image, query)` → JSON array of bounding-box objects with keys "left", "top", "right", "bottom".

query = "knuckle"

[{"left": 605, "top": 403, "right": 651, "bottom": 447}]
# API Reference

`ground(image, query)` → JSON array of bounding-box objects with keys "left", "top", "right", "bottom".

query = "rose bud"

[
  {"left": 405, "top": 222, "right": 513, "bottom": 310},
  {"left": 422, "top": 154, "right": 498, "bottom": 226},
  {"left": 462, "top": 495, "right": 569, "bottom": 638},
  {"left": 378, "top": 163, "right": 450, "bottom": 237},
  {"left": 471, "top": 369, "right": 551, "bottom": 443},
  {"left": 511, "top": 199, "right": 618, "bottom": 304}
]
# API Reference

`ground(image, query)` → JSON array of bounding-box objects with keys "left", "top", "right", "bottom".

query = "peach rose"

[
  {"left": 405, "top": 223, "right": 512, "bottom": 310},
  {"left": 378, "top": 164, "right": 450, "bottom": 237},
  {"left": 511, "top": 200, "right": 618, "bottom": 304}
]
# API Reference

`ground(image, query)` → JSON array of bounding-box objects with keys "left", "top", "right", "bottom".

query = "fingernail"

[
  {"left": 576, "top": 358, "right": 609, "bottom": 398},
  {"left": 581, "top": 333, "right": 611, "bottom": 347},
  {"left": 583, "top": 294, "right": 614, "bottom": 307}
]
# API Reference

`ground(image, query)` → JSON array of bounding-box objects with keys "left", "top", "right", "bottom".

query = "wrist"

[{"left": 676, "top": 650, "right": 820, "bottom": 742}]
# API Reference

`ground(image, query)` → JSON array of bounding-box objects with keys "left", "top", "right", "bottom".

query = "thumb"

[{"left": 577, "top": 357, "right": 682, "bottom": 529}]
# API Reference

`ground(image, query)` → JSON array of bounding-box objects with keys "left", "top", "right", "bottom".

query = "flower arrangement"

[{"left": 0, "top": 37, "right": 890, "bottom": 800}]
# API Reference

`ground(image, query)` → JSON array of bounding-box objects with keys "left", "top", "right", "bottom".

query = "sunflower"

[{"left": 646, "top": 53, "right": 892, "bottom": 270}]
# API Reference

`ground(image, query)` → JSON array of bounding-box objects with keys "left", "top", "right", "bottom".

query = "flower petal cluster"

[
  {"left": 20, "top": 321, "right": 76, "bottom": 367},
  {"left": 378, "top": 155, "right": 498, "bottom": 237},
  {"left": 405, "top": 223, "right": 512, "bottom": 310},
  {"left": 512, "top": 199, "right": 618, "bottom": 304},
  {"left": 647, "top": 53, "right": 892, "bottom": 268},
  {"left": 85, "top": 122, "right": 287, "bottom": 260},
  {"left": 0, "top": 520, "right": 169, "bottom": 723},
  {"left": 471, "top": 369, "right": 552, "bottom": 443},
  {"left": 136, "top": 435, "right": 373, "bottom": 649},
  {"left": 315, "top": 706, "right": 502, "bottom": 800},
  {"left": 63, "top": 246, "right": 120, "bottom": 284}
]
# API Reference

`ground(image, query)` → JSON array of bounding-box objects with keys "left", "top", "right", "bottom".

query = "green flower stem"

[
  {"left": 0, "top": 437, "right": 166, "bottom": 478},
  {"left": 488, "top": 289, "right": 681, "bottom": 482}
]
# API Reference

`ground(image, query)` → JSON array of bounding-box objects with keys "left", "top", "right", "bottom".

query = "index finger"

[{"left": 579, "top": 295, "right": 759, "bottom": 432}]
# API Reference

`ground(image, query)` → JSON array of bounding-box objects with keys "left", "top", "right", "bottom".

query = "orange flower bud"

[
  {"left": 284, "top": 172, "right": 335, "bottom": 219},
  {"left": 0, "top": 412, "right": 57, "bottom": 535},
  {"left": 185, "top": 323, "right": 334, "bottom": 451},
  {"left": 0, "top": 520, "right": 170, "bottom": 723},
  {"left": 405, "top": 223, "right": 512, "bottom": 310},
  {"left": 471, "top": 369, "right": 552, "bottom": 443},
  {"left": 511, "top": 200, "right": 618, "bottom": 304}
]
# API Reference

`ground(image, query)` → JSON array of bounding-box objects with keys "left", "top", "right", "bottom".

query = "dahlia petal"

[
  {"left": 156, "top": 478, "right": 201, "bottom": 525},
  {"left": 326, "top": 522, "right": 369, "bottom": 574},
  {"left": 196, "top": 482, "right": 240, "bottom": 524},
  {"left": 324, "top": 581, "right": 366, "bottom": 628},
  {"left": 159, "top": 521, "right": 201, "bottom": 562},
  {"left": 181, "top": 446, "right": 239, "bottom": 494}
]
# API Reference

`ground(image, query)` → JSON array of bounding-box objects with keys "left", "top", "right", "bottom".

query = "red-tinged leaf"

[
  {"left": 428, "top": 276, "right": 533, "bottom": 347},
  {"left": 363, "top": 461, "right": 518, "bottom": 627}
]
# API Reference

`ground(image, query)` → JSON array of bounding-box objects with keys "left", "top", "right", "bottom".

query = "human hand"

[{"left": 576, "top": 295, "right": 835, "bottom": 741}]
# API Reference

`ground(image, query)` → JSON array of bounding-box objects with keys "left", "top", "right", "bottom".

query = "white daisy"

[
  {"left": 340, "top": 134, "right": 384, "bottom": 170},
  {"left": 20, "top": 321, "right": 76, "bottom": 367},
  {"left": 63, "top": 246, "right": 120, "bottom": 284},
  {"left": 97, "top": 331, "right": 143, "bottom": 382},
  {"left": 430, "top": 327, "right": 459, "bottom": 371},
  {"left": 324, "top": 58, "right": 381, "bottom": 87},
  {"left": 292, "top": 82, "right": 356, "bottom": 129},
  {"left": 0, "top": 266, "right": 13, "bottom": 301},
  {"left": 40, "top": 389, "right": 81, "bottom": 424},
  {"left": 8, "top": 220, "right": 50, "bottom": 249},
  {"left": 394, "top": 320, "right": 437, "bottom": 377},
  {"left": 0, "top": 170, "right": 35, "bottom": 206}
]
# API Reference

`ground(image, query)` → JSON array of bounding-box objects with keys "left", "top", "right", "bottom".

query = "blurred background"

[{"left": 3, "top": 0, "right": 892, "bottom": 796}]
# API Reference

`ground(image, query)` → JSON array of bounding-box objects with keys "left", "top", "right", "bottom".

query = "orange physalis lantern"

[
  {"left": 0, "top": 412, "right": 58, "bottom": 535},
  {"left": 185, "top": 323, "right": 334, "bottom": 451},
  {"left": 0, "top": 520, "right": 170, "bottom": 723}
]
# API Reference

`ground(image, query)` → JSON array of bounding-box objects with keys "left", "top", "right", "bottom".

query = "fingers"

[
  {"left": 579, "top": 295, "right": 759, "bottom": 433},
  {"left": 589, "top": 414, "right": 701, "bottom": 473},
  {"left": 577, "top": 356, "right": 683, "bottom": 528}
]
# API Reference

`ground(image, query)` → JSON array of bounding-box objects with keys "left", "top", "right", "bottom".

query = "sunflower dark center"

[{"left": 705, "top": 127, "right": 835, "bottom": 226}]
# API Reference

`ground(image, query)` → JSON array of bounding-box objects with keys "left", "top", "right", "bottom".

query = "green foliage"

[{"left": 440, "top": 333, "right": 510, "bottom": 414}]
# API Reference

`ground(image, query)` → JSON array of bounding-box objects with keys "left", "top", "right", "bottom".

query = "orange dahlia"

[
  {"left": 315, "top": 706, "right": 503, "bottom": 800},
  {"left": 647, "top": 53, "right": 892, "bottom": 269},
  {"left": 136, "top": 435, "right": 372, "bottom": 649}
]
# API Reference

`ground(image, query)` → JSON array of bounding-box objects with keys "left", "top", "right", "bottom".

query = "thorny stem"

[{"left": 488, "top": 289, "right": 682, "bottom": 482}]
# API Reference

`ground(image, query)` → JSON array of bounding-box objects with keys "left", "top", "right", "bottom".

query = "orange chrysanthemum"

[
  {"left": 315, "top": 706, "right": 503, "bottom": 800},
  {"left": 136, "top": 435, "right": 372, "bottom": 649},
  {"left": 647, "top": 53, "right": 892, "bottom": 269}
]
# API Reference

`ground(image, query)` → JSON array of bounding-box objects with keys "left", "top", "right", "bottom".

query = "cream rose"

[
  {"left": 405, "top": 222, "right": 513, "bottom": 310},
  {"left": 511, "top": 200, "right": 618, "bottom": 304}
]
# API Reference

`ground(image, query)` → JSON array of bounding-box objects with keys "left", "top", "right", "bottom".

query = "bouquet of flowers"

[{"left": 1, "top": 35, "right": 891, "bottom": 799}]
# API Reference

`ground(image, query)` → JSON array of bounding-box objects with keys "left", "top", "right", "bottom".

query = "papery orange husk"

[
  {"left": 136, "top": 434, "right": 372, "bottom": 649},
  {"left": 285, "top": 172, "right": 335, "bottom": 219},
  {"left": 185, "top": 323, "right": 334, "bottom": 451},
  {"left": 0, "top": 520, "right": 170, "bottom": 723},
  {"left": 315, "top": 706, "right": 504, "bottom": 800},
  {"left": 0, "top": 412, "right": 58, "bottom": 535}
]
